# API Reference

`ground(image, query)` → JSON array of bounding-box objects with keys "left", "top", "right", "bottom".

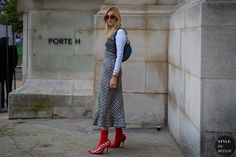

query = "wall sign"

[{"left": 48, "top": 38, "right": 81, "bottom": 45}]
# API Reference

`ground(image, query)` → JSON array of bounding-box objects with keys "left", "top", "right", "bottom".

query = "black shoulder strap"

[{"left": 114, "top": 30, "right": 118, "bottom": 53}]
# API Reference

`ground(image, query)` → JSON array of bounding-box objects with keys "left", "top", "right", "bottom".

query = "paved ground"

[{"left": 0, "top": 113, "right": 185, "bottom": 157}]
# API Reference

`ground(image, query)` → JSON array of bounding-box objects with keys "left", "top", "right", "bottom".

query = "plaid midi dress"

[{"left": 93, "top": 33, "right": 126, "bottom": 128}]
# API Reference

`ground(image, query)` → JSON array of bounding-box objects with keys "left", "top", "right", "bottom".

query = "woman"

[{"left": 88, "top": 7, "right": 127, "bottom": 154}]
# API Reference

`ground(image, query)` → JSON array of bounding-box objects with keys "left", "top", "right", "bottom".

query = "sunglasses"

[{"left": 104, "top": 14, "right": 117, "bottom": 20}]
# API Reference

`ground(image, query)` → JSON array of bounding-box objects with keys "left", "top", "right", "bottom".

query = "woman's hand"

[{"left": 110, "top": 75, "right": 118, "bottom": 89}]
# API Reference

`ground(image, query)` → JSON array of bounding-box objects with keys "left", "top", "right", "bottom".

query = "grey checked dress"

[{"left": 93, "top": 32, "right": 126, "bottom": 128}]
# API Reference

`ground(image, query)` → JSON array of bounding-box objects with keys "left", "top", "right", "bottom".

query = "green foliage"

[{"left": 0, "top": 0, "right": 23, "bottom": 32}]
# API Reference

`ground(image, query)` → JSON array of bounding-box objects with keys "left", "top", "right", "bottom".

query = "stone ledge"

[
  {"left": 8, "top": 79, "right": 93, "bottom": 119},
  {"left": 98, "top": 4, "right": 175, "bottom": 14}
]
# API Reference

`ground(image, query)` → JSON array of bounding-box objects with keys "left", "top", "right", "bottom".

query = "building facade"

[{"left": 9, "top": 0, "right": 236, "bottom": 156}]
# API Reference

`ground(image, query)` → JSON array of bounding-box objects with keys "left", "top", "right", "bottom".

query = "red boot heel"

[
  {"left": 88, "top": 140, "right": 111, "bottom": 154},
  {"left": 120, "top": 135, "right": 126, "bottom": 148}
]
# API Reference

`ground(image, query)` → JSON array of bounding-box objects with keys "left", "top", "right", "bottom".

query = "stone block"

[
  {"left": 168, "top": 29, "right": 181, "bottom": 67},
  {"left": 105, "top": 0, "right": 159, "bottom": 5},
  {"left": 146, "top": 30, "right": 168, "bottom": 61},
  {"left": 95, "top": 30, "right": 168, "bottom": 62},
  {"left": 178, "top": 0, "right": 200, "bottom": 6},
  {"left": 53, "top": 106, "right": 92, "bottom": 118},
  {"left": 147, "top": 14, "right": 170, "bottom": 30},
  {"left": 94, "top": 15, "right": 105, "bottom": 30},
  {"left": 125, "top": 30, "right": 146, "bottom": 61},
  {"left": 30, "top": 67, "right": 93, "bottom": 80},
  {"left": 181, "top": 27, "right": 201, "bottom": 76},
  {"left": 205, "top": 0, "right": 236, "bottom": 2},
  {"left": 48, "top": 95, "right": 72, "bottom": 107},
  {"left": 18, "top": 0, "right": 104, "bottom": 12},
  {"left": 147, "top": 4, "right": 175, "bottom": 14},
  {"left": 71, "top": 95, "right": 93, "bottom": 108},
  {"left": 202, "top": 79, "right": 236, "bottom": 132},
  {"left": 184, "top": 73, "right": 201, "bottom": 129},
  {"left": 15, "top": 79, "right": 73, "bottom": 95},
  {"left": 168, "top": 97, "right": 181, "bottom": 143},
  {"left": 28, "top": 11, "right": 95, "bottom": 80},
  {"left": 95, "top": 14, "right": 147, "bottom": 30},
  {"left": 8, "top": 79, "right": 93, "bottom": 119},
  {"left": 122, "top": 61, "right": 146, "bottom": 93},
  {"left": 29, "top": 10, "right": 94, "bottom": 31},
  {"left": 121, "top": 15, "right": 147, "bottom": 30},
  {"left": 124, "top": 93, "right": 167, "bottom": 127},
  {"left": 158, "top": 0, "right": 178, "bottom": 4},
  {"left": 170, "top": 10, "right": 184, "bottom": 29},
  {"left": 94, "top": 61, "right": 103, "bottom": 93},
  {"left": 184, "top": 2, "right": 201, "bottom": 27},
  {"left": 168, "top": 64, "right": 184, "bottom": 108},
  {"left": 180, "top": 113, "right": 201, "bottom": 157},
  {"left": 9, "top": 92, "right": 93, "bottom": 119},
  {"left": 28, "top": 11, "right": 93, "bottom": 79},
  {"left": 22, "top": 14, "right": 29, "bottom": 82},
  {"left": 105, "top": 0, "right": 178, "bottom": 5},
  {"left": 73, "top": 80, "right": 93, "bottom": 96},
  {"left": 202, "top": 27, "right": 236, "bottom": 78},
  {"left": 146, "top": 62, "right": 168, "bottom": 93},
  {"left": 202, "top": 3, "right": 236, "bottom": 26},
  {"left": 99, "top": 5, "right": 147, "bottom": 14},
  {"left": 94, "top": 30, "right": 106, "bottom": 61},
  {"left": 94, "top": 30, "right": 168, "bottom": 62},
  {"left": 8, "top": 94, "right": 54, "bottom": 119}
]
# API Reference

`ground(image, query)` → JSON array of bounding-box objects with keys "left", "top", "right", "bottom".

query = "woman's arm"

[{"left": 113, "top": 29, "right": 126, "bottom": 75}]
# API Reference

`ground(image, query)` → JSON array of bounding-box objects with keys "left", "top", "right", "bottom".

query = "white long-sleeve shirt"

[{"left": 113, "top": 29, "right": 126, "bottom": 74}]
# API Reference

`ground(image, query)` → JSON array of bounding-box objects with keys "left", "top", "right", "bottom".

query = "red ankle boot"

[
  {"left": 88, "top": 129, "right": 111, "bottom": 154},
  {"left": 110, "top": 128, "right": 126, "bottom": 148}
]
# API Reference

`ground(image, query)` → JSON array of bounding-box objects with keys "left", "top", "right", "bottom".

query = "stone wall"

[
  {"left": 168, "top": 0, "right": 236, "bottom": 156},
  {"left": 168, "top": 0, "right": 201, "bottom": 156},
  {"left": 201, "top": 2, "right": 236, "bottom": 156}
]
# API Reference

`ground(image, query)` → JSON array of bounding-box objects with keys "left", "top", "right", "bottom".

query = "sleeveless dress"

[{"left": 93, "top": 32, "right": 126, "bottom": 128}]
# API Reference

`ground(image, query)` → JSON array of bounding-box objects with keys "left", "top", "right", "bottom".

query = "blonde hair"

[{"left": 104, "top": 7, "right": 121, "bottom": 38}]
